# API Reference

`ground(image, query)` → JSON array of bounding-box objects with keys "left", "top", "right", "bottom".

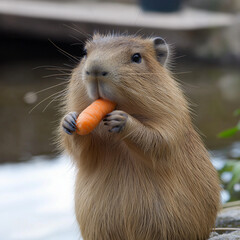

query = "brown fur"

[{"left": 58, "top": 34, "right": 220, "bottom": 240}]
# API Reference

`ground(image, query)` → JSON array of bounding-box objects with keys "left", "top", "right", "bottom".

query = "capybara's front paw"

[
  {"left": 62, "top": 112, "right": 79, "bottom": 135},
  {"left": 103, "top": 110, "right": 128, "bottom": 133}
]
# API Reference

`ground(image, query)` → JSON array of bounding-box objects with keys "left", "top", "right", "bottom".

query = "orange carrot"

[{"left": 76, "top": 99, "right": 116, "bottom": 135}]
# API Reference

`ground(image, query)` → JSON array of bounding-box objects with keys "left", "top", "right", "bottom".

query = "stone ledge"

[{"left": 0, "top": 0, "right": 235, "bottom": 30}]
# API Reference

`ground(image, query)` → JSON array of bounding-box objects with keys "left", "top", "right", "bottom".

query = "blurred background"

[{"left": 0, "top": 0, "right": 239, "bottom": 239}]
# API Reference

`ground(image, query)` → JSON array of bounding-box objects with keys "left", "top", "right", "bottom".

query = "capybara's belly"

[
  {"left": 75, "top": 174, "right": 162, "bottom": 240},
  {"left": 74, "top": 164, "right": 216, "bottom": 240}
]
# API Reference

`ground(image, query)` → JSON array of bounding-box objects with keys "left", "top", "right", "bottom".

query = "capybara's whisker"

[
  {"left": 32, "top": 82, "right": 68, "bottom": 96},
  {"left": 29, "top": 89, "right": 66, "bottom": 114}
]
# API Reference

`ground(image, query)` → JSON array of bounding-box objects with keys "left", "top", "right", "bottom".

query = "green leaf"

[
  {"left": 218, "top": 127, "right": 238, "bottom": 138},
  {"left": 219, "top": 162, "right": 234, "bottom": 172},
  {"left": 221, "top": 161, "right": 240, "bottom": 191},
  {"left": 237, "top": 121, "right": 240, "bottom": 131},
  {"left": 218, "top": 160, "right": 238, "bottom": 174},
  {"left": 227, "top": 166, "right": 240, "bottom": 191},
  {"left": 234, "top": 109, "right": 240, "bottom": 116}
]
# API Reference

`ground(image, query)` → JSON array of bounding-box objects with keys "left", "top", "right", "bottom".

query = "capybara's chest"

[{"left": 74, "top": 165, "right": 166, "bottom": 240}]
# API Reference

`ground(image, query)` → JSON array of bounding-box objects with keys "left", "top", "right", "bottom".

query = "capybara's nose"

[{"left": 86, "top": 66, "right": 108, "bottom": 77}]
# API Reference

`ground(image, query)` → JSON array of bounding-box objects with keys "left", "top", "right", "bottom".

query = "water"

[{"left": 0, "top": 155, "right": 81, "bottom": 240}]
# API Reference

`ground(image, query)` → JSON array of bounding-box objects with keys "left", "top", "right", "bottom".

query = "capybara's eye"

[
  {"left": 82, "top": 49, "right": 87, "bottom": 58},
  {"left": 131, "top": 53, "right": 142, "bottom": 64}
]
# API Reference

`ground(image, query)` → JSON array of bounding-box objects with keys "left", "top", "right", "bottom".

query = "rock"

[
  {"left": 209, "top": 230, "right": 240, "bottom": 239},
  {"left": 216, "top": 207, "right": 240, "bottom": 228},
  {"left": 207, "top": 206, "right": 240, "bottom": 239},
  {"left": 209, "top": 232, "right": 220, "bottom": 238}
]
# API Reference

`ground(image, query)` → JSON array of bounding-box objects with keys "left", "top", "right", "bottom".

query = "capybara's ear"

[{"left": 151, "top": 37, "right": 169, "bottom": 66}]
